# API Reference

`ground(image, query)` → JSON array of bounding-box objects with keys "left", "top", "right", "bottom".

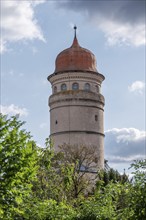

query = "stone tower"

[{"left": 48, "top": 27, "right": 105, "bottom": 169}]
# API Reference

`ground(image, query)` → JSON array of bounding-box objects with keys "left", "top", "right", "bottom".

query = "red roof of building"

[{"left": 54, "top": 35, "right": 97, "bottom": 73}]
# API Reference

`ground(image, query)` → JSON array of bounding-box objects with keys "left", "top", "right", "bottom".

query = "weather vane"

[{"left": 74, "top": 25, "right": 77, "bottom": 38}]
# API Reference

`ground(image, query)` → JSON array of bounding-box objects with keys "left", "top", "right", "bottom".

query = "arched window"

[
  {"left": 96, "top": 85, "right": 100, "bottom": 93},
  {"left": 72, "top": 82, "right": 79, "bottom": 90},
  {"left": 61, "top": 83, "right": 67, "bottom": 91},
  {"left": 54, "top": 86, "right": 57, "bottom": 93},
  {"left": 84, "top": 83, "right": 90, "bottom": 91}
]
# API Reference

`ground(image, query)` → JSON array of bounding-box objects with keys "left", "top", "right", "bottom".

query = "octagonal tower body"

[{"left": 48, "top": 34, "right": 105, "bottom": 169}]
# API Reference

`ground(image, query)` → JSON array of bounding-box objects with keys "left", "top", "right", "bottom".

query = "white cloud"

[
  {"left": 115, "top": 128, "right": 145, "bottom": 143},
  {"left": 0, "top": 0, "right": 45, "bottom": 53},
  {"left": 105, "top": 128, "right": 146, "bottom": 164},
  {"left": 0, "top": 40, "right": 7, "bottom": 53},
  {"left": 99, "top": 20, "right": 145, "bottom": 47},
  {"left": 0, "top": 104, "right": 28, "bottom": 117},
  {"left": 109, "top": 155, "right": 144, "bottom": 163},
  {"left": 128, "top": 81, "right": 145, "bottom": 94},
  {"left": 57, "top": 1, "right": 146, "bottom": 47},
  {"left": 31, "top": 0, "right": 46, "bottom": 6}
]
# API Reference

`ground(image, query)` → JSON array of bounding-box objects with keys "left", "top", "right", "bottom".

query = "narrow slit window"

[
  {"left": 95, "top": 115, "right": 98, "bottom": 121},
  {"left": 54, "top": 86, "right": 57, "bottom": 93}
]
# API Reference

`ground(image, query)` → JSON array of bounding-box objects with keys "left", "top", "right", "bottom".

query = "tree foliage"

[
  {"left": 0, "top": 114, "right": 146, "bottom": 219},
  {"left": 0, "top": 114, "right": 38, "bottom": 219},
  {"left": 58, "top": 144, "right": 98, "bottom": 199}
]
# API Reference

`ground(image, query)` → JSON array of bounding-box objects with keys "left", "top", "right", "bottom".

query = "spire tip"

[
  {"left": 74, "top": 25, "right": 77, "bottom": 38},
  {"left": 71, "top": 25, "right": 79, "bottom": 47}
]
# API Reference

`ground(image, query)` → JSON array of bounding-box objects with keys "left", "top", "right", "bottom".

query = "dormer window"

[
  {"left": 61, "top": 83, "right": 67, "bottom": 91},
  {"left": 72, "top": 83, "right": 79, "bottom": 90},
  {"left": 84, "top": 83, "right": 90, "bottom": 91}
]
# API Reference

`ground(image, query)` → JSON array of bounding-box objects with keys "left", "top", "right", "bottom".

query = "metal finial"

[{"left": 74, "top": 25, "right": 77, "bottom": 38}]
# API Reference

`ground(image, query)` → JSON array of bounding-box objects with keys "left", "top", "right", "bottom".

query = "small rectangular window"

[{"left": 95, "top": 115, "right": 98, "bottom": 121}]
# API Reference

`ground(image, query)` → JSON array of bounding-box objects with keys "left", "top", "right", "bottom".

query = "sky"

[{"left": 1, "top": 0, "right": 146, "bottom": 173}]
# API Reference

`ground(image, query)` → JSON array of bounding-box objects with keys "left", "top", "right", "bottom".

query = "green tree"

[
  {"left": 23, "top": 199, "right": 77, "bottom": 220},
  {"left": 128, "top": 159, "right": 146, "bottom": 219},
  {"left": 58, "top": 144, "right": 99, "bottom": 199},
  {"left": 1, "top": 114, "right": 145, "bottom": 220},
  {"left": 30, "top": 139, "right": 75, "bottom": 205},
  {"left": 97, "top": 168, "right": 129, "bottom": 187},
  {"left": 77, "top": 159, "right": 146, "bottom": 220},
  {"left": 0, "top": 114, "right": 38, "bottom": 219}
]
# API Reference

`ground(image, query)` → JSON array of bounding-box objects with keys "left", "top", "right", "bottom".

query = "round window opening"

[{"left": 61, "top": 83, "right": 67, "bottom": 91}]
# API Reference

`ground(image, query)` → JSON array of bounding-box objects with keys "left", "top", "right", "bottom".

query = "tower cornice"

[
  {"left": 49, "top": 90, "right": 105, "bottom": 107},
  {"left": 48, "top": 70, "right": 105, "bottom": 83}
]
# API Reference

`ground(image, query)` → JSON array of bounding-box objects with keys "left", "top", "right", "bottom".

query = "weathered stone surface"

[{"left": 48, "top": 35, "right": 105, "bottom": 170}]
